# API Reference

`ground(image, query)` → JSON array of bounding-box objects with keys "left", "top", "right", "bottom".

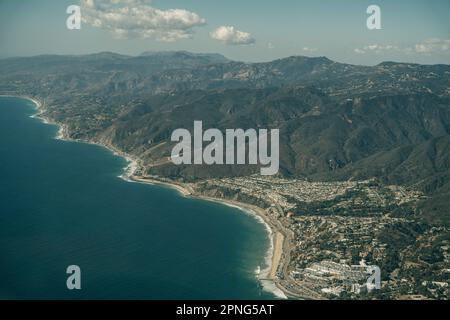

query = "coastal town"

[{"left": 135, "top": 174, "right": 449, "bottom": 300}]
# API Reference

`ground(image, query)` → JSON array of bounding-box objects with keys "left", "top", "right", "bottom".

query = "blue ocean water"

[{"left": 0, "top": 96, "right": 273, "bottom": 299}]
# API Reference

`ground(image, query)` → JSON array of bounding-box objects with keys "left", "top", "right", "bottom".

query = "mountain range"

[{"left": 1, "top": 51, "right": 449, "bottom": 224}]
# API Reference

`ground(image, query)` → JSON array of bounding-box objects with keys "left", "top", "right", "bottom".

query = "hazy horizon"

[
  {"left": 3, "top": 50, "right": 450, "bottom": 68},
  {"left": 1, "top": 0, "right": 449, "bottom": 65}
]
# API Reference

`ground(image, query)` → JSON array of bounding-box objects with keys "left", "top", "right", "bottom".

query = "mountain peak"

[
  {"left": 139, "top": 51, "right": 229, "bottom": 63},
  {"left": 275, "top": 55, "right": 334, "bottom": 65}
]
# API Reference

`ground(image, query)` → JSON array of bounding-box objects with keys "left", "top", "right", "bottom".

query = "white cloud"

[
  {"left": 80, "top": 0, "right": 206, "bottom": 42},
  {"left": 354, "top": 39, "right": 450, "bottom": 55},
  {"left": 414, "top": 38, "right": 450, "bottom": 54},
  {"left": 210, "top": 26, "right": 255, "bottom": 45},
  {"left": 302, "top": 47, "right": 318, "bottom": 53},
  {"left": 267, "top": 42, "right": 275, "bottom": 49},
  {"left": 354, "top": 44, "right": 400, "bottom": 54}
]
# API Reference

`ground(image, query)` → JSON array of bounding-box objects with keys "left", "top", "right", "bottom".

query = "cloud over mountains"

[
  {"left": 354, "top": 38, "right": 450, "bottom": 55},
  {"left": 210, "top": 26, "right": 255, "bottom": 45}
]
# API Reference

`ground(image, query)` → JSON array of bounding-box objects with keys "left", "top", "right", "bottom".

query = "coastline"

[
  {"left": 8, "top": 95, "right": 144, "bottom": 180},
  {"left": 3, "top": 94, "right": 290, "bottom": 300},
  {"left": 128, "top": 177, "right": 288, "bottom": 299}
]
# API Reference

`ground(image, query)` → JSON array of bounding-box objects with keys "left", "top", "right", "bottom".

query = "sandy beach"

[
  {"left": 129, "top": 175, "right": 289, "bottom": 299},
  {"left": 269, "top": 232, "right": 284, "bottom": 279}
]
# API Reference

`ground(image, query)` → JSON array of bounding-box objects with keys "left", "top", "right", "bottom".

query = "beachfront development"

[{"left": 133, "top": 174, "right": 449, "bottom": 300}]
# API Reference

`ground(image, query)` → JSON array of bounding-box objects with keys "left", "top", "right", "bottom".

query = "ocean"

[{"left": 0, "top": 96, "right": 275, "bottom": 299}]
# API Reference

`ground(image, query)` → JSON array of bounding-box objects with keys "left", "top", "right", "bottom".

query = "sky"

[{"left": 0, "top": 0, "right": 449, "bottom": 65}]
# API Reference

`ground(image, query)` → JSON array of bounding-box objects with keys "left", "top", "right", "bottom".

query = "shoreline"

[
  {"left": 9, "top": 95, "right": 144, "bottom": 181},
  {"left": 3, "top": 94, "right": 290, "bottom": 300},
  {"left": 129, "top": 175, "right": 289, "bottom": 299}
]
